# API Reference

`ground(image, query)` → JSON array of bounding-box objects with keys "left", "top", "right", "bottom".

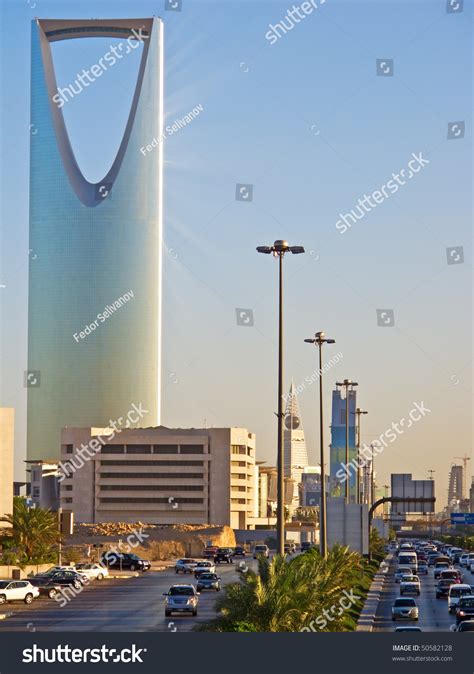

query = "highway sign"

[{"left": 450, "top": 513, "right": 474, "bottom": 525}]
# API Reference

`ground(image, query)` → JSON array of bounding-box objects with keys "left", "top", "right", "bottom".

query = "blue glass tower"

[
  {"left": 27, "top": 18, "right": 163, "bottom": 460},
  {"left": 329, "top": 387, "right": 357, "bottom": 500}
]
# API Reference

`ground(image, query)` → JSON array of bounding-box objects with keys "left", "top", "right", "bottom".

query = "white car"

[
  {"left": 395, "top": 566, "right": 413, "bottom": 583},
  {"left": 75, "top": 563, "right": 109, "bottom": 580},
  {"left": 470, "top": 561, "right": 474, "bottom": 574},
  {"left": 0, "top": 580, "right": 40, "bottom": 605},
  {"left": 448, "top": 584, "right": 473, "bottom": 613},
  {"left": 400, "top": 575, "right": 421, "bottom": 596},
  {"left": 464, "top": 553, "right": 474, "bottom": 569},
  {"left": 175, "top": 558, "right": 199, "bottom": 574},
  {"left": 194, "top": 561, "right": 216, "bottom": 577}
]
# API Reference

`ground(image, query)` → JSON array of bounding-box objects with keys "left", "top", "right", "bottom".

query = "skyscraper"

[
  {"left": 27, "top": 18, "right": 163, "bottom": 461},
  {"left": 283, "top": 382, "right": 308, "bottom": 506},
  {"left": 448, "top": 464, "right": 464, "bottom": 505},
  {"left": 329, "top": 386, "right": 357, "bottom": 500}
]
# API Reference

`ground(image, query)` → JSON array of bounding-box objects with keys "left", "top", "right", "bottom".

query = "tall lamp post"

[
  {"left": 336, "top": 379, "right": 358, "bottom": 504},
  {"left": 354, "top": 408, "right": 368, "bottom": 504},
  {"left": 257, "top": 240, "right": 305, "bottom": 556},
  {"left": 304, "top": 331, "right": 335, "bottom": 558}
]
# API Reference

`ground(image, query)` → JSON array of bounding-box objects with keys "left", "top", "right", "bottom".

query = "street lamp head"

[
  {"left": 315, "top": 331, "right": 325, "bottom": 340},
  {"left": 256, "top": 246, "right": 272, "bottom": 254},
  {"left": 326, "top": 338, "right": 336, "bottom": 344},
  {"left": 289, "top": 245, "right": 305, "bottom": 254},
  {"left": 273, "top": 240, "right": 290, "bottom": 252},
  {"left": 304, "top": 338, "right": 315, "bottom": 344}
]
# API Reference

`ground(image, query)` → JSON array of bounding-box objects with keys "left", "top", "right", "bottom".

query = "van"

[
  {"left": 448, "top": 584, "right": 472, "bottom": 613},
  {"left": 398, "top": 551, "right": 418, "bottom": 573}
]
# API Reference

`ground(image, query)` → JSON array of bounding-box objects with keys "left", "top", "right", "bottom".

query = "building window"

[
  {"left": 100, "top": 485, "right": 203, "bottom": 491},
  {"left": 63, "top": 497, "right": 73, "bottom": 504},
  {"left": 63, "top": 485, "right": 73, "bottom": 491},
  {"left": 180, "top": 445, "right": 204, "bottom": 454},
  {"left": 153, "top": 445, "right": 178, "bottom": 454},
  {"left": 126, "top": 445, "right": 152, "bottom": 454},
  {"left": 32, "top": 487, "right": 40, "bottom": 498},
  {"left": 65, "top": 445, "right": 73, "bottom": 454},
  {"left": 101, "top": 445, "right": 125, "bottom": 454}
]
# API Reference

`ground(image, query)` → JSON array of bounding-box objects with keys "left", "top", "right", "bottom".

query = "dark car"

[
  {"left": 203, "top": 546, "right": 219, "bottom": 559},
  {"left": 43, "top": 570, "right": 86, "bottom": 590},
  {"left": 101, "top": 552, "right": 151, "bottom": 572},
  {"left": 196, "top": 573, "right": 221, "bottom": 592},
  {"left": 214, "top": 548, "right": 233, "bottom": 564},
  {"left": 28, "top": 577, "right": 62, "bottom": 599},
  {"left": 456, "top": 596, "right": 474, "bottom": 624},
  {"left": 436, "top": 579, "right": 455, "bottom": 599},
  {"left": 233, "top": 546, "right": 246, "bottom": 557},
  {"left": 301, "top": 542, "right": 313, "bottom": 552},
  {"left": 456, "top": 620, "right": 474, "bottom": 632}
]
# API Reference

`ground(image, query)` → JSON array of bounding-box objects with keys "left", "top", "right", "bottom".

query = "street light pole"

[
  {"left": 354, "top": 408, "right": 368, "bottom": 504},
  {"left": 336, "top": 379, "right": 358, "bottom": 504},
  {"left": 257, "top": 240, "right": 304, "bottom": 556},
  {"left": 304, "top": 331, "right": 336, "bottom": 558}
]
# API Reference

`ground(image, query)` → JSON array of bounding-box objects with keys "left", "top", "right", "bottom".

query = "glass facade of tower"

[
  {"left": 329, "top": 388, "right": 357, "bottom": 500},
  {"left": 27, "top": 18, "right": 163, "bottom": 461}
]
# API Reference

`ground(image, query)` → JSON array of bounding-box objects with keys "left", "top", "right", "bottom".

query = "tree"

[
  {"left": 0, "top": 497, "right": 60, "bottom": 566},
  {"left": 202, "top": 545, "right": 363, "bottom": 632}
]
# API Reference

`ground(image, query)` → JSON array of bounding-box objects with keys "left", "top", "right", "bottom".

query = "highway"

[
  {"left": 0, "top": 559, "right": 258, "bottom": 633},
  {"left": 373, "top": 559, "right": 474, "bottom": 632}
]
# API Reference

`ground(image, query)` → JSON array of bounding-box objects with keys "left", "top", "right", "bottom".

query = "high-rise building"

[
  {"left": 27, "top": 18, "right": 163, "bottom": 461},
  {"left": 59, "top": 426, "right": 256, "bottom": 528},
  {"left": 448, "top": 465, "right": 464, "bottom": 505},
  {"left": 283, "top": 382, "right": 308, "bottom": 506},
  {"left": 329, "top": 386, "right": 357, "bottom": 500},
  {"left": 0, "top": 409, "right": 14, "bottom": 522}
]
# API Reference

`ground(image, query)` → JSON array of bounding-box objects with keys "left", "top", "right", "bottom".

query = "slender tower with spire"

[{"left": 284, "top": 382, "right": 309, "bottom": 507}]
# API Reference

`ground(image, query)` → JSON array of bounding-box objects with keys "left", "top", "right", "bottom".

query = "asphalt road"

[
  {"left": 0, "top": 558, "right": 258, "bottom": 633},
  {"left": 373, "top": 560, "right": 474, "bottom": 632}
]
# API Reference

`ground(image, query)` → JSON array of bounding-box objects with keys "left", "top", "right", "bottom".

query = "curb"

[
  {"left": 0, "top": 612, "right": 13, "bottom": 621},
  {"left": 357, "top": 553, "right": 393, "bottom": 632}
]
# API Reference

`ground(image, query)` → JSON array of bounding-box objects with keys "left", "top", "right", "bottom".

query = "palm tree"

[
  {"left": 0, "top": 497, "right": 60, "bottom": 565},
  {"left": 207, "top": 545, "right": 363, "bottom": 632}
]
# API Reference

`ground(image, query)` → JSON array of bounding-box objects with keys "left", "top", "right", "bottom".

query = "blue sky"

[{"left": 0, "top": 0, "right": 472, "bottom": 504}]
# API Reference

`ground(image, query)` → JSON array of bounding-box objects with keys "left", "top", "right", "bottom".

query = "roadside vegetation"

[
  {"left": 198, "top": 537, "right": 387, "bottom": 632},
  {"left": 439, "top": 533, "right": 474, "bottom": 552},
  {"left": 0, "top": 497, "right": 60, "bottom": 567}
]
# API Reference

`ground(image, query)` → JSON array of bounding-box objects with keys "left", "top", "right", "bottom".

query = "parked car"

[
  {"left": 395, "top": 566, "right": 413, "bottom": 583},
  {"left": 417, "top": 561, "right": 428, "bottom": 575},
  {"left": 75, "top": 563, "right": 109, "bottom": 581},
  {"left": 400, "top": 575, "right": 421, "bottom": 596},
  {"left": 196, "top": 573, "right": 221, "bottom": 592},
  {"left": 455, "top": 620, "right": 474, "bottom": 632},
  {"left": 448, "top": 584, "right": 473, "bottom": 613},
  {"left": 44, "top": 570, "right": 86, "bottom": 590},
  {"left": 233, "top": 546, "right": 246, "bottom": 558},
  {"left": 194, "top": 561, "right": 216, "bottom": 577},
  {"left": 253, "top": 544, "right": 270, "bottom": 559},
  {"left": 101, "top": 552, "right": 150, "bottom": 572},
  {"left": 28, "top": 577, "right": 62, "bottom": 599},
  {"left": 214, "top": 548, "right": 234, "bottom": 564},
  {"left": 434, "top": 562, "right": 452, "bottom": 579},
  {"left": 391, "top": 597, "right": 419, "bottom": 621},
  {"left": 436, "top": 579, "right": 456, "bottom": 599},
  {"left": 175, "top": 559, "right": 199, "bottom": 574},
  {"left": 163, "top": 585, "right": 199, "bottom": 616},
  {"left": 301, "top": 542, "right": 313, "bottom": 552},
  {"left": 456, "top": 596, "right": 474, "bottom": 624},
  {"left": 0, "top": 580, "right": 40, "bottom": 605}
]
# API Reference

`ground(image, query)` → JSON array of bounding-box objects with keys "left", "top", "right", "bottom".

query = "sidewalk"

[{"left": 357, "top": 553, "right": 393, "bottom": 631}]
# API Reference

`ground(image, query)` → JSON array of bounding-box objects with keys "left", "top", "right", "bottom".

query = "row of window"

[
  {"left": 99, "top": 473, "right": 203, "bottom": 479},
  {"left": 100, "top": 460, "right": 205, "bottom": 466},
  {"left": 99, "top": 485, "right": 203, "bottom": 492},
  {"left": 65, "top": 444, "right": 205, "bottom": 455},
  {"left": 99, "top": 498, "right": 204, "bottom": 504}
]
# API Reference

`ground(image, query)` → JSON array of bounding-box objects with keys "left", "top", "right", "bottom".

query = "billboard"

[{"left": 391, "top": 474, "right": 435, "bottom": 514}]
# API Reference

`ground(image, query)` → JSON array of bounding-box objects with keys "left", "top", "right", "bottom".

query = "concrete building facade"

[
  {"left": 0, "top": 409, "right": 14, "bottom": 522},
  {"left": 59, "top": 426, "right": 256, "bottom": 528}
]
